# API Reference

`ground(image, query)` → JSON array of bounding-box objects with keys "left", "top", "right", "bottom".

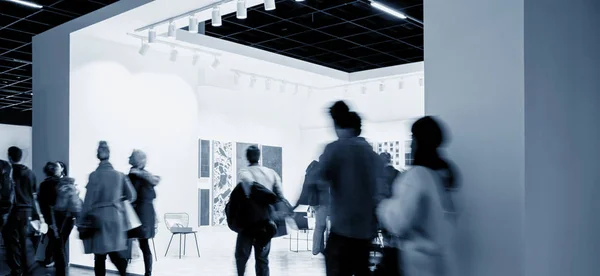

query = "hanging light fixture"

[
  {"left": 398, "top": 80, "right": 404, "bottom": 90},
  {"left": 192, "top": 52, "right": 200, "bottom": 66},
  {"left": 234, "top": 72, "right": 241, "bottom": 85},
  {"left": 266, "top": 79, "right": 271, "bottom": 90},
  {"left": 212, "top": 6, "right": 222, "bottom": 27},
  {"left": 237, "top": 0, "right": 247, "bottom": 19},
  {"left": 169, "top": 48, "right": 178, "bottom": 62},
  {"left": 167, "top": 20, "right": 176, "bottom": 38},
  {"left": 250, "top": 75, "right": 256, "bottom": 88},
  {"left": 280, "top": 81, "right": 286, "bottom": 93},
  {"left": 361, "top": 85, "right": 367, "bottom": 94},
  {"left": 211, "top": 56, "right": 220, "bottom": 69},
  {"left": 138, "top": 40, "right": 150, "bottom": 56},
  {"left": 189, "top": 15, "right": 199, "bottom": 33},
  {"left": 148, "top": 28, "right": 157, "bottom": 43},
  {"left": 419, "top": 78, "right": 424, "bottom": 87},
  {"left": 379, "top": 81, "right": 385, "bottom": 92},
  {"left": 264, "top": 0, "right": 276, "bottom": 11},
  {"left": 294, "top": 85, "right": 299, "bottom": 95}
]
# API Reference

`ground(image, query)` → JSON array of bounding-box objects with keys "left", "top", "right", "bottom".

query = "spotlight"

[
  {"left": 189, "top": 15, "right": 199, "bottom": 33},
  {"left": 266, "top": 79, "right": 271, "bottom": 90},
  {"left": 192, "top": 53, "right": 200, "bottom": 66},
  {"left": 234, "top": 72, "right": 241, "bottom": 85},
  {"left": 379, "top": 82, "right": 385, "bottom": 92},
  {"left": 211, "top": 57, "right": 220, "bottom": 69},
  {"left": 250, "top": 76, "right": 256, "bottom": 88},
  {"left": 237, "top": 0, "right": 247, "bottom": 19},
  {"left": 170, "top": 48, "right": 178, "bottom": 62},
  {"left": 167, "top": 20, "right": 176, "bottom": 38},
  {"left": 138, "top": 41, "right": 150, "bottom": 56},
  {"left": 148, "top": 28, "right": 157, "bottom": 43},
  {"left": 371, "top": 1, "right": 407, "bottom": 20},
  {"left": 294, "top": 85, "right": 299, "bottom": 95},
  {"left": 398, "top": 80, "right": 404, "bottom": 90},
  {"left": 264, "top": 0, "right": 276, "bottom": 11},
  {"left": 295, "top": 0, "right": 305, "bottom": 2},
  {"left": 361, "top": 85, "right": 367, "bottom": 94},
  {"left": 280, "top": 82, "right": 286, "bottom": 93},
  {"left": 212, "top": 6, "right": 222, "bottom": 27},
  {"left": 7, "top": 0, "right": 42, "bottom": 9},
  {"left": 419, "top": 78, "right": 424, "bottom": 87}
]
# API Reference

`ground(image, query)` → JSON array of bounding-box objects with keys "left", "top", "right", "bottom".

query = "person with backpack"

[
  {"left": 226, "top": 145, "right": 290, "bottom": 276},
  {"left": 127, "top": 150, "right": 160, "bottom": 276},
  {"left": 377, "top": 116, "right": 458, "bottom": 276}
]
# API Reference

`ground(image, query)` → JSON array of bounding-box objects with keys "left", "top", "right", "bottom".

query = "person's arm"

[
  {"left": 318, "top": 144, "right": 336, "bottom": 185},
  {"left": 122, "top": 174, "right": 137, "bottom": 202},
  {"left": 376, "top": 169, "right": 423, "bottom": 237},
  {"left": 130, "top": 168, "right": 161, "bottom": 186}
]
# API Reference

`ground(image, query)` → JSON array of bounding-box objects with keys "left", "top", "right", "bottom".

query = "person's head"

[
  {"left": 379, "top": 152, "right": 392, "bottom": 166},
  {"left": 43, "top": 162, "right": 60, "bottom": 177},
  {"left": 97, "top": 141, "right": 110, "bottom": 161},
  {"left": 56, "top": 161, "right": 67, "bottom": 177},
  {"left": 129, "top": 149, "right": 147, "bottom": 168},
  {"left": 329, "top": 101, "right": 362, "bottom": 138},
  {"left": 246, "top": 145, "right": 261, "bottom": 165},
  {"left": 7, "top": 146, "right": 23, "bottom": 164}
]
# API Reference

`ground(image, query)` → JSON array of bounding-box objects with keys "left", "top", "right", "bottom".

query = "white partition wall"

[{"left": 0, "top": 124, "right": 32, "bottom": 168}]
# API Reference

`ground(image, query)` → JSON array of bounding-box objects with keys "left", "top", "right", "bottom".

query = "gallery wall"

[{"left": 0, "top": 124, "right": 32, "bottom": 168}]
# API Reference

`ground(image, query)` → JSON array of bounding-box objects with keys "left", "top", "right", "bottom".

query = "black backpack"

[{"left": 0, "top": 160, "right": 15, "bottom": 224}]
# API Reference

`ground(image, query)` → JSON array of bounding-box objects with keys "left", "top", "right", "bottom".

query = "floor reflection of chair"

[
  {"left": 289, "top": 212, "right": 311, "bottom": 252},
  {"left": 164, "top": 213, "right": 200, "bottom": 259}
]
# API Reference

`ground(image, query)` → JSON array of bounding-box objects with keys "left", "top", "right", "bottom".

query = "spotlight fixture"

[
  {"left": 419, "top": 78, "right": 424, "bottom": 87},
  {"left": 294, "top": 85, "right": 299, "bottom": 95},
  {"left": 250, "top": 76, "right": 257, "bottom": 88},
  {"left": 371, "top": 1, "right": 407, "bottom": 20},
  {"left": 169, "top": 48, "right": 178, "bottom": 62},
  {"left": 280, "top": 82, "right": 286, "bottom": 93},
  {"left": 234, "top": 72, "right": 241, "bottom": 85},
  {"left": 361, "top": 85, "right": 367, "bottom": 94},
  {"left": 148, "top": 28, "right": 157, "bottom": 43},
  {"left": 266, "top": 79, "right": 271, "bottom": 90},
  {"left": 398, "top": 80, "right": 404, "bottom": 90},
  {"left": 167, "top": 20, "right": 176, "bottom": 38},
  {"left": 192, "top": 53, "right": 200, "bottom": 66},
  {"left": 138, "top": 41, "right": 150, "bottom": 56},
  {"left": 212, "top": 6, "right": 222, "bottom": 27},
  {"left": 295, "top": 0, "right": 305, "bottom": 2},
  {"left": 379, "top": 82, "right": 385, "bottom": 92},
  {"left": 7, "top": 0, "right": 42, "bottom": 9},
  {"left": 211, "top": 57, "right": 220, "bottom": 69},
  {"left": 237, "top": 0, "right": 247, "bottom": 19},
  {"left": 264, "top": 0, "right": 276, "bottom": 11},
  {"left": 189, "top": 15, "right": 199, "bottom": 33}
]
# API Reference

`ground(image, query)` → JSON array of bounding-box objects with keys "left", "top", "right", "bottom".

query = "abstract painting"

[
  {"left": 236, "top": 142, "right": 258, "bottom": 184},
  {"left": 261, "top": 145, "right": 283, "bottom": 181},
  {"left": 212, "top": 141, "right": 233, "bottom": 226},
  {"left": 198, "top": 189, "right": 210, "bottom": 226},
  {"left": 377, "top": 141, "right": 403, "bottom": 168},
  {"left": 198, "top": 139, "right": 210, "bottom": 178}
]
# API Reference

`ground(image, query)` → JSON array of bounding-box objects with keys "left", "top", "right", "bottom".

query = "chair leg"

[
  {"left": 179, "top": 234, "right": 182, "bottom": 259},
  {"left": 165, "top": 234, "right": 175, "bottom": 257},
  {"left": 307, "top": 230, "right": 310, "bottom": 251},
  {"left": 152, "top": 238, "right": 157, "bottom": 262},
  {"left": 296, "top": 231, "right": 299, "bottom": 253},
  {"left": 289, "top": 232, "right": 292, "bottom": 252},
  {"left": 193, "top": 233, "right": 200, "bottom": 257},
  {"left": 184, "top": 234, "right": 187, "bottom": 256}
]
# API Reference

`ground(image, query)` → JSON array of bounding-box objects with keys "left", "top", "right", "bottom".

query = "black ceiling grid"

[
  {"left": 0, "top": 0, "right": 119, "bottom": 126},
  {"left": 204, "top": 0, "right": 424, "bottom": 73}
]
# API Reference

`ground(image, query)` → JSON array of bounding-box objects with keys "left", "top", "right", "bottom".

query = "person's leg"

[
  {"left": 253, "top": 237, "right": 271, "bottom": 276},
  {"left": 350, "top": 238, "right": 373, "bottom": 276},
  {"left": 234, "top": 232, "right": 254, "bottom": 276},
  {"left": 16, "top": 211, "right": 31, "bottom": 276},
  {"left": 52, "top": 213, "right": 68, "bottom": 276},
  {"left": 108, "top": 251, "right": 128, "bottom": 276},
  {"left": 2, "top": 213, "right": 23, "bottom": 275},
  {"left": 60, "top": 214, "right": 75, "bottom": 268},
  {"left": 325, "top": 232, "right": 352, "bottom": 276},
  {"left": 312, "top": 206, "right": 328, "bottom": 255},
  {"left": 139, "top": 239, "right": 153, "bottom": 276},
  {"left": 94, "top": 254, "right": 107, "bottom": 276}
]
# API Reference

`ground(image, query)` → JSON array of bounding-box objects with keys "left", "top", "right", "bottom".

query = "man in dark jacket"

[
  {"left": 2, "top": 146, "right": 39, "bottom": 276},
  {"left": 0, "top": 159, "right": 14, "bottom": 230}
]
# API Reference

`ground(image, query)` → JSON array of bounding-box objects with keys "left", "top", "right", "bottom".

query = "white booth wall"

[
  {"left": 68, "top": 33, "right": 423, "bottom": 269},
  {"left": 0, "top": 124, "right": 32, "bottom": 168}
]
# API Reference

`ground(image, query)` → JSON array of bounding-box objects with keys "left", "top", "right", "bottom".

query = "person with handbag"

[
  {"left": 2, "top": 146, "right": 45, "bottom": 276},
  {"left": 127, "top": 150, "right": 160, "bottom": 276},
  {"left": 79, "top": 141, "right": 137, "bottom": 276},
  {"left": 229, "top": 145, "right": 289, "bottom": 276}
]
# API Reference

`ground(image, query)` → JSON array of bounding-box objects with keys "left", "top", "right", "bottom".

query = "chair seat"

[{"left": 171, "top": 230, "right": 197, "bottom": 234}]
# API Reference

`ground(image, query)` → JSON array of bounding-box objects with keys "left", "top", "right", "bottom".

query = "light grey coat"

[
  {"left": 82, "top": 161, "right": 136, "bottom": 254},
  {"left": 377, "top": 166, "right": 455, "bottom": 276}
]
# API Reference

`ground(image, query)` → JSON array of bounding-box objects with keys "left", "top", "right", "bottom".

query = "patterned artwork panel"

[
  {"left": 212, "top": 141, "right": 233, "bottom": 226},
  {"left": 261, "top": 145, "right": 283, "bottom": 182},
  {"left": 376, "top": 141, "right": 403, "bottom": 168},
  {"left": 236, "top": 142, "right": 258, "bottom": 184}
]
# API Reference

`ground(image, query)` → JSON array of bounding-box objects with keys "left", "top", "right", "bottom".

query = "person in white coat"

[{"left": 377, "top": 116, "right": 458, "bottom": 276}]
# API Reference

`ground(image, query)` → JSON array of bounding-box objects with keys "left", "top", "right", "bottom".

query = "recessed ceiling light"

[
  {"left": 7, "top": 0, "right": 43, "bottom": 9},
  {"left": 371, "top": 1, "right": 407, "bottom": 20}
]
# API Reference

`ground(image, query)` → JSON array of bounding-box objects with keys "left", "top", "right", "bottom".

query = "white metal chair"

[{"left": 164, "top": 213, "right": 200, "bottom": 259}]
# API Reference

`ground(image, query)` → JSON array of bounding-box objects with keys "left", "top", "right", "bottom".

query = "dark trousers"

[
  {"left": 235, "top": 232, "right": 271, "bottom": 276},
  {"left": 47, "top": 212, "right": 75, "bottom": 276},
  {"left": 312, "top": 205, "right": 328, "bottom": 255},
  {"left": 138, "top": 239, "right": 153, "bottom": 276},
  {"left": 94, "top": 252, "right": 128, "bottom": 276},
  {"left": 1, "top": 209, "right": 32, "bottom": 276},
  {"left": 325, "top": 232, "right": 372, "bottom": 276},
  {"left": 374, "top": 247, "right": 402, "bottom": 276}
]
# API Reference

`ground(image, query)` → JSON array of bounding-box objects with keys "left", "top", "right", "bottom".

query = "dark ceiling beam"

[
  {"left": 0, "top": 13, "right": 52, "bottom": 27},
  {"left": 0, "top": 42, "right": 33, "bottom": 57},
  {"left": 0, "top": 0, "right": 67, "bottom": 32}
]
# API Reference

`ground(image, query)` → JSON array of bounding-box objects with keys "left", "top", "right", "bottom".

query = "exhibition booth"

[{"left": 33, "top": 0, "right": 424, "bottom": 275}]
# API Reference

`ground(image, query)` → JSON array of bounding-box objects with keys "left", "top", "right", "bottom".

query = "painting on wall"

[
  {"left": 236, "top": 142, "right": 258, "bottom": 184},
  {"left": 212, "top": 141, "right": 233, "bottom": 226},
  {"left": 198, "top": 139, "right": 210, "bottom": 178},
  {"left": 261, "top": 145, "right": 283, "bottom": 181},
  {"left": 377, "top": 141, "right": 403, "bottom": 168}
]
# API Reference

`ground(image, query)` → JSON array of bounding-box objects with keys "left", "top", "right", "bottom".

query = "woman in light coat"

[
  {"left": 81, "top": 141, "right": 136, "bottom": 276},
  {"left": 377, "top": 116, "right": 458, "bottom": 276}
]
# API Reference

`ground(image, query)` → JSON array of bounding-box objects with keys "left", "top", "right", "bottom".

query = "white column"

[{"left": 425, "top": 0, "right": 600, "bottom": 276}]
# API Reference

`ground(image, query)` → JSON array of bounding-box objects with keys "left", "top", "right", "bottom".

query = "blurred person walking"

[
  {"left": 79, "top": 141, "right": 136, "bottom": 276},
  {"left": 316, "top": 101, "right": 385, "bottom": 276},
  {"left": 377, "top": 116, "right": 458, "bottom": 276},
  {"left": 127, "top": 150, "right": 160, "bottom": 276}
]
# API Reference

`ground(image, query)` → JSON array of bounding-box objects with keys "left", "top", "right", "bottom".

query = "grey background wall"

[
  {"left": 523, "top": 0, "right": 600, "bottom": 275},
  {"left": 425, "top": 0, "right": 600, "bottom": 276}
]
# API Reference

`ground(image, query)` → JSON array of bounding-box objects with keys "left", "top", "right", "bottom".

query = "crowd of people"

[{"left": 0, "top": 99, "right": 457, "bottom": 276}]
